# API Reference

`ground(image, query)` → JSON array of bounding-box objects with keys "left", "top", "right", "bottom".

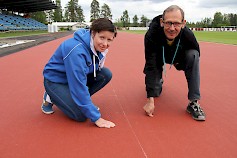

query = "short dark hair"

[
  {"left": 90, "top": 18, "right": 117, "bottom": 38},
  {"left": 162, "top": 5, "right": 184, "bottom": 21}
]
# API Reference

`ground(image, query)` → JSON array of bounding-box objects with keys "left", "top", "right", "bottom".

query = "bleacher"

[{"left": 0, "top": 14, "right": 47, "bottom": 31}]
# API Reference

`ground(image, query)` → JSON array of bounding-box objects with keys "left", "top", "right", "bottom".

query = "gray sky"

[{"left": 60, "top": 0, "right": 237, "bottom": 22}]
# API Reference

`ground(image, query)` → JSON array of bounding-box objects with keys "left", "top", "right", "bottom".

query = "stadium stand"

[
  {"left": 0, "top": 14, "right": 48, "bottom": 31},
  {"left": 0, "top": 0, "right": 57, "bottom": 31}
]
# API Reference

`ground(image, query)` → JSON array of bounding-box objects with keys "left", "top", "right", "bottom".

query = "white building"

[{"left": 48, "top": 22, "right": 91, "bottom": 32}]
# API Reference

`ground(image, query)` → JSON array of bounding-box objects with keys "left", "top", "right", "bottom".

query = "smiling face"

[
  {"left": 160, "top": 9, "right": 186, "bottom": 41},
  {"left": 92, "top": 31, "right": 115, "bottom": 52}
]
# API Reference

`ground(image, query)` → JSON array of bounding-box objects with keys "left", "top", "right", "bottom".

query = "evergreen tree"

[
  {"left": 212, "top": 12, "right": 224, "bottom": 27},
  {"left": 76, "top": 5, "right": 85, "bottom": 22},
  {"left": 229, "top": 14, "right": 236, "bottom": 26},
  {"left": 30, "top": 11, "right": 47, "bottom": 24},
  {"left": 140, "top": 15, "right": 149, "bottom": 27},
  {"left": 121, "top": 10, "right": 130, "bottom": 27},
  {"left": 64, "top": 0, "right": 85, "bottom": 22},
  {"left": 90, "top": 0, "right": 100, "bottom": 22},
  {"left": 53, "top": 0, "right": 63, "bottom": 22},
  {"left": 186, "top": 21, "right": 196, "bottom": 28},
  {"left": 200, "top": 17, "right": 212, "bottom": 28},
  {"left": 100, "top": 3, "right": 112, "bottom": 20},
  {"left": 132, "top": 15, "right": 139, "bottom": 27}
]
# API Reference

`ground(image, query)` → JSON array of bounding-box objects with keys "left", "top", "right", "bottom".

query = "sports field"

[
  {"left": 125, "top": 30, "right": 237, "bottom": 45},
  {"left": 1, "top": 30, "right": 237, "bottom": 158},
  {"left": 1, "top": 30, "right": 237, "bottom": 45}
]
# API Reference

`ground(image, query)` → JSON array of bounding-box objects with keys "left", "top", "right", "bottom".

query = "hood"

[
  {"left": 73, "top": 28, "right": 108, "bottom": 79},
  {"left": 73, "top": 28, "right": 91, "bottom": 52}
]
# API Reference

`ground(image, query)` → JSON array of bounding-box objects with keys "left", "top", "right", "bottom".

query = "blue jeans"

[{"left": 44, "top": 67, "right": 112, "bottom": 122}]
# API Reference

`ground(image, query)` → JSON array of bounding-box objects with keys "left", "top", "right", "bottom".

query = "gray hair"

[{"left": 162, "top": 5, "right": 184, "bottom": 21}]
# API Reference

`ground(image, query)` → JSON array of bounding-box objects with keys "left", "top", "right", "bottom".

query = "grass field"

[
  {"left": 193, "top": 31, "right": 237, "bottom": 45},
  {"left": 0, "top": 30, "right": 48, "bottom": 38},
  {"left": 1, "top": 30, "right": 236, "bottom": 45},
  {"left": 125, "top": 30, "right": 237, "bottom": 45}
]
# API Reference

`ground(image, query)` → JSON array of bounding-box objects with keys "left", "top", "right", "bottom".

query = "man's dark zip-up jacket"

[{"left": 143, "top": 15, "right": 200, "bottom": 98}]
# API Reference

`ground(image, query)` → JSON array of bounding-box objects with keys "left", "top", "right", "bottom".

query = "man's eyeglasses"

[{"left": 163, "top": 21, "right": 183, "bottom": 27}]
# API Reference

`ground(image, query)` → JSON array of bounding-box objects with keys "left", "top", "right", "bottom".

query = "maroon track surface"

[{"left": 1, "top": 32, "right": 237, "bottom": 158}]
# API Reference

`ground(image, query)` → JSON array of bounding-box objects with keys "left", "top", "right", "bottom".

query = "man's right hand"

[
  {"left": 143, "top": 97, "right": 155, "bottom": 117},
  {"left": 95, "top": 118, "right": 115, "bottom": 128}
]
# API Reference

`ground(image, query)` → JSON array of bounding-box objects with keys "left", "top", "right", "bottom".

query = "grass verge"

[
  {"left": 123, "top": 30, "right": 237, "bottom": 45},
  {"left": 0, "top": 30, "right": 48, "bottom": 38}
]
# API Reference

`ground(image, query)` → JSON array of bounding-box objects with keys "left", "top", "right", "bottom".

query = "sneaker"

[
  {"left": 41, "top": 92, "right": 54, "bottom": 114},
  {"left": 186, "top": 100, "right": 205, "bottom": 121},
  {"left": 41, "top": 103, "right": 54, "bottom": 114}
]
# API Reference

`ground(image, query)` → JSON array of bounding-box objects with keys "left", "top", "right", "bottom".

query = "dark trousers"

[{"left": 155, "top": 49, "right": 200, "bottom": 101}]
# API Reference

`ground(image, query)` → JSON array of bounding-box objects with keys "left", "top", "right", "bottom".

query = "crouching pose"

[
  {"left": 143, "top": 5, "right": 205, "bottom": 121},
  {"left": 41, "top": 18, "right": 117, "bottom": 128}
]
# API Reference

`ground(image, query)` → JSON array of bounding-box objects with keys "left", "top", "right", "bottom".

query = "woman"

[{"left": 41, "top": 18, "right": 117, "bottom": 128}]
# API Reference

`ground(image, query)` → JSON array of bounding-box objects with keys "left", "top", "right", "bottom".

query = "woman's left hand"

[{"left": 95, "top": 118, "right": 116, "bottom": 128}]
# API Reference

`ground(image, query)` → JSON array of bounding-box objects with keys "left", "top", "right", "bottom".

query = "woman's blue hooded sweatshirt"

[{"left": 43, "top": 28, "right": 108, "bottom": 122}]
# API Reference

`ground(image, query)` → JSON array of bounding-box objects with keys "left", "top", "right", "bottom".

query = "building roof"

[
  {"left": 52, "top": 22, "right": 91, "bottom": 27},
  {"left": 0, "top": 0, "right": 57, "bottom": 13}
]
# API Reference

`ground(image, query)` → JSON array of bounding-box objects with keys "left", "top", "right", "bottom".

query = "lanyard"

[{"left": 162, "top": 38, "right": 180, "bottom": 76}]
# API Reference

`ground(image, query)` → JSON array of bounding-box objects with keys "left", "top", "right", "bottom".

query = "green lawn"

[
  {"left": 193, "top": 31, "right": 237, "bottom": 45},
  {"left": 124, "top": 30, "right": 237, "bottom": 45}
]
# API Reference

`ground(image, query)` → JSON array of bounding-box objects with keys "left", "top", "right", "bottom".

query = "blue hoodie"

[{"left": 43, "top": 28, "right": 108, "bottom": 122}]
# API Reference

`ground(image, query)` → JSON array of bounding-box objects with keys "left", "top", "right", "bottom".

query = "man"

[{"left": 143, "top": 5, "right": 205, "bottom": 121}]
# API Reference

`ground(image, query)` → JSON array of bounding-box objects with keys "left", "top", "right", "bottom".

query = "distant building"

[
  {"left": 72, "top": 22, "right": 91, "bottom": 30},
  {"left": 49, "top": 22, "right": 91, "bottom": 32}
]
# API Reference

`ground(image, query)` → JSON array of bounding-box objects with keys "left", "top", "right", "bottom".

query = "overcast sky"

[{"left": 60, "top": 0, "right": 237, "bottom": 22}]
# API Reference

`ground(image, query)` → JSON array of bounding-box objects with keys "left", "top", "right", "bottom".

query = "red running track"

[{"left": 1, "top": 32, "right": 237, "bottom": 158}]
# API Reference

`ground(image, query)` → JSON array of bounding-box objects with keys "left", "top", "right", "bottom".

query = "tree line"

[{"left": 30, "top": 0, "right": 237, "bottom": 28}]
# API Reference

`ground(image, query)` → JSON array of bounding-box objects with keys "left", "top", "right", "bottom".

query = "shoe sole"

[
  {"left": 186, "top": 109, "right": 206, "bottom": 121},
  {"left": 41, "top": 109, "right": 54, "bottom": 114}
]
